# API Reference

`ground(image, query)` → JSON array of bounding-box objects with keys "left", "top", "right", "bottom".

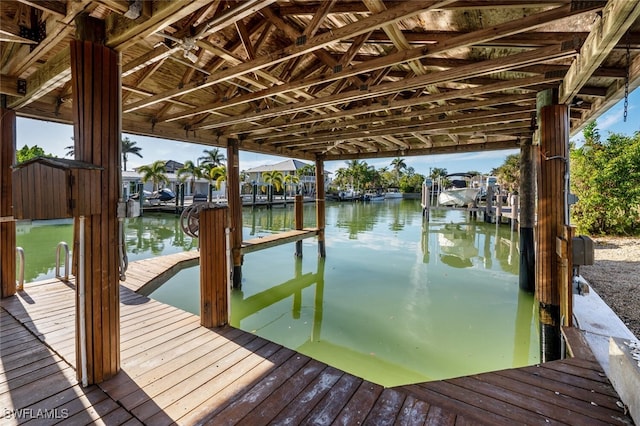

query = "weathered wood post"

[
  {"left": 226, "top": 139, "right": 243, "bottom": 289},
  {"left": 315, "top": 156, "right": 326, "bottom": 257},
  {"left": 519, "top": 90, "right": 545, "bottom": 293},
  {"left": 294, "top": 194, "right": 304, "bottom": 257},
  {"left": 537, "top": 103, "right": 570, "bottom": 362},
  {"left": 0, "top": 107, "right": 16, "bottom": 298},
  {"left": 70, "top": 13, "right": 121, "bottom": 384},
  {"left": 495, "top": 191, "right": 503, "bottom": 225},
  {"left": 312, "top": 258, "right": 325, "bottom": 342},
  {"left": 485, "top": 185, "right": 494, "bottom": 223},
  {"left": 292, "top": 258, "right": 302, "bottom": 319},
  {"left": 199, "top": 206, "right": 229, "bottom": 328}
]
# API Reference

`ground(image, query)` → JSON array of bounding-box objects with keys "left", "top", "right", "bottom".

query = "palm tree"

[
  {"left": 121, "top": 137, "right": 143, "bottom": 171},
  {"left": 198, "top": 148, "right": 226, "bottom": 167},
  {"left": 390, "top": 157, "right": 407, "bottom": 184},
  {"left": 284, "top": 174, "right": 300, "bottom": 197},
  {"left": 262, "top": 170, "right": 284, "bottom": 200},
  {"left": 177, "top": 160, "right": 202, "bottom": 194},
  {"left": 208, "top": 165, "right": 227, "bottom": 190},
  {"left": 65, "top": 137, "right": 143, "bottom": 171},
  {"left": 296, "top": 163, "right": 315, "bottom": 194},
  {"left": 137, "top": 160, "right": 168, "bottom": 192},
  {"left": 429, "top": 168, "right": 448, "bottom": 179}
]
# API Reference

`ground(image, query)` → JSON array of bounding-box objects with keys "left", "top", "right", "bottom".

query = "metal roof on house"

[{"left": 245, "top": 159, "right": 312, "bottom": 173}]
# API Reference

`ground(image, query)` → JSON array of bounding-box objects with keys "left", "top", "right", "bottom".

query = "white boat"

[
  {"left": 438, "top": 224, "right": 479, "bottom": 268},
  {"left": 337, "top": 188, "right": 361, "bottom": 201},
  {"left": 437, "top": 173, "right": 481, "bottom": 207},
  {"left": 364, "top": 193, "right": 385, "bottom": 202},
  {"left": 383, "top": 188, "right": 403, "bottom": 199}
]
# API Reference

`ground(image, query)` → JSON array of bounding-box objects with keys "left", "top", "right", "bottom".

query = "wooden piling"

[
  {"left": 70, "top": 14, "right": 121, "bottom": 384},
  {"left": 0, "top": 107, "right": 16, "bottom": 298},
  {"left": 199, "top": 206, "right": 229, "bottom": 328},
  {"left": 226, "top": 139, "right": 243, "bottom": 289},
  {"left": 537, "top": 103, "right": 569, "bottom": 362},
  {"left": 485, "top": 186, "right": 494, "bottom": 223},
  {"left": 294, "top": 194, "right": 303, "bottom": 257},
  {"left": 315, "top": 157, "right": 326, "bottom": 257}
]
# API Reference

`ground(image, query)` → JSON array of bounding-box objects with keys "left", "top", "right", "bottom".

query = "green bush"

[{"left": 570, "top": 123, "right": 640, "bottom": 235}]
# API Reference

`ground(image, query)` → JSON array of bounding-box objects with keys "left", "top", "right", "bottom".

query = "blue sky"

[{"left": 16, "top": 88, "right": 639, "bottom": 176}]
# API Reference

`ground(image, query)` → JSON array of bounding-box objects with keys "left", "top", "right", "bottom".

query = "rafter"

[
  {"left": 559, "top": 0, "right": 640, "bottom": 103},
  {"left": 122, "top": 0, "right": 454, "bottom": 113},
  {"left": 195, "top": 44, "right": 576, "bottom": 131}
]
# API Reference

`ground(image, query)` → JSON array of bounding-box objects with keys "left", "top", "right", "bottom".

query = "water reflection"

[
  {"left": 421, "top": 215, "right": 520, "bottom": 274},
  {"left": 17, "top": 201, "right": 538, "bottom": 387},
  {"left": 16, "top": 214, "right": 199, "bottom": 282},
  {"left": 124, "top": 214, "right": 198, "bottom": 256},
  {"left": 231, "top": 258, "right": 325, "bottom": 343},
  {"left": 16, "top": 219, "right": 73, "bottom": 282}
]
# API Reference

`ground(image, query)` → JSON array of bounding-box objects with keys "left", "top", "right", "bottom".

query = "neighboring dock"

[{"left": 1, "top": 271, "right": 632, "bottom": 425}]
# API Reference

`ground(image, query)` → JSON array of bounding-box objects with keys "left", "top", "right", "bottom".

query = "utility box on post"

[
  {"left": 12, "top": 157, "right": 103, "bottom": 220},
  {"left": 572, "top": 235, "right": 595, "bottom": 266}
]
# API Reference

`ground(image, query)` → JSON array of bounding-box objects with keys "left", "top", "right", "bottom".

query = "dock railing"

[{"left": 55, "top": 241, "right": 70, "bottom": 281}]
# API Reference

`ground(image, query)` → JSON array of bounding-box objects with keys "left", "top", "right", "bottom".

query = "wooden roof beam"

[
  {"left": 196, "top": 44, "right": 577, "bottom": 131},
  {"left": 252, "top": 103, "right": 536, "bottom": 142},
  {"left": 322, "top": 139, "right": 522, "bottom": 161},
  {"left": 7, "top": 46, "right": 70, "bottom": 109},
  {"left": 271, "top": 110, "right": 533, "bottom": 148},
  {"left": 105, "top": 0, "right": 211, "bottom": 51},
  {"left": 158, "top": 2, "right": 598, "bottom": 124},
  {"left": 261, "top": 6, "right": 365, "bottom": 89},
  {"left": 0, "top": 75, "right": 25, "bottom": 97},
  {"left": 122, "top": 0, "right": 455, "bottom": 113},
  {"left": 559, "top": 0, "right": 640, "bottom": 103},
  {"left": 224, "top": 76, "right": 554, "bottom": 136},
  {"left": 2, "top": 1, "right": 90, "bottom": 76},
  {"left": 278, "top": 1, "right": 572, "bottom": 15},
  {"left": 15, "top": 0, "right": 67, "bottom": 18}
]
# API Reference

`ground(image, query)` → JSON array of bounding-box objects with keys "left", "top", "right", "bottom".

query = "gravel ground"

[{"left": 579, "top": 237, "right": 640, "bottom": 339}]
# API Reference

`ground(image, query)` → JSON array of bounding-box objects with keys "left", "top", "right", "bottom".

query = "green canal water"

[{"left": 16, "top": 199, "right": 539, "bottom": 387}]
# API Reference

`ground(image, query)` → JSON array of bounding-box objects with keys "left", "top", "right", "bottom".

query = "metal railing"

[
  {"left": 55, "top": 242, "right": 70, "bottom": 281},
  {"left": 16, "top": 247, "right": 24, "bottom": 291}
]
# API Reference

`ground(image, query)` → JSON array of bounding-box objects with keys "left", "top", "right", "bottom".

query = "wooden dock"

[{"left": 1, "top": 257, "right": 633, "bottom": 425}]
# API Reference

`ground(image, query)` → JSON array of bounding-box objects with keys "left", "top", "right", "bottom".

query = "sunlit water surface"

[{"left": 17, "top": 200, "right": 538, "bottom": 386}]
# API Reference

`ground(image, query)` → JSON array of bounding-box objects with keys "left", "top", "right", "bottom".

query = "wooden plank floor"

[
  {"left": 241, "top": 228, "right": 319, "bottom": 254},
  {"left": 1, "top": 273, "right": 633, "bottom": 425}
]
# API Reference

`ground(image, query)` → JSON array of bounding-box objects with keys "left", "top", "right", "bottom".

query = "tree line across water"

[{"left": 16, "top": 122, "right": 638, "bottom": 235}]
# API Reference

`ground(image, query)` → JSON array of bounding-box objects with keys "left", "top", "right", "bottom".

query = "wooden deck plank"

[
  {"left": 20, "top": 386, "right": 109, "bottom": 426},
  {"left": 302, "top": 372, "right": 363, "bottom": 425},
  {"left": 236, "top": 358, "right": 327, "bottom": 425},
  {"left": 183, "top": 346, "right": 296, "bottom": 425},
  {"left": 425, "top": 405, "right": 457, "bottom": 426},
  {"left": 476, "top": 370, "right": 629, "bottom": 425},
  {"left": 131, "top": 336, "right": 270, "bottom": 423},
  {"left": 206, "top": 349, "right": 308, "bottom": 425},
  {"left": 394, "top": 394, "right": 430, "bottom": 426},
  {"left": 363, "top": 388, "right": 406, "bottom": 426},
  {"left": 156, "top": 342, "right": 284, "bottom": 426},
  {"left": 1, "top": 261, "right": 634, "bottom": 426},
  {"left": 269, "top": 366, "right": 344, "bottom": 425},
  {"left": 241, "top": 228, "right": 319, "bottom": 254},
  {"left": 516, "top": 363, "right": 619, "bottom": 397},
  {"left": 101, "top": 328, "right": 248, "bottom": 400},
  {"left": 493, "top": 368, "right": 622, "bottom": 411},
  {"left": 452, "top": 375, "right": 615, "bottom": 426},
  {"left": 403, "top": 383, "right": 515, "bottom": 426},
  {"left": 332, "top": 380, "right": 385, "bottom": 426}
]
